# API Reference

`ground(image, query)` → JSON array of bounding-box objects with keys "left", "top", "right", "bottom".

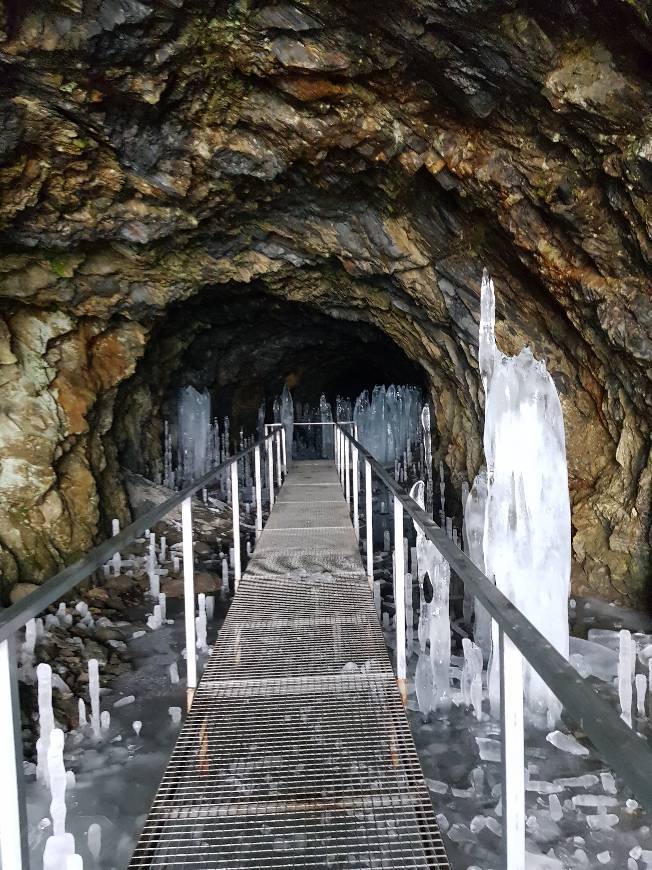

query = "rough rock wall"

[{"left": 0, "top": 0, "right": 650, "bottom": 603}]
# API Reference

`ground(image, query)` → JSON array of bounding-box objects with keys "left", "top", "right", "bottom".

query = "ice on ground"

[
  {"left": 545, "top": 730, "right": 589, "bottom": 756},
  {"left": 569, "top": 637, "right": 618, "bottom": 681},
  {"left": 425, "top": 778, "right": 448, "bottom": 794},
  {"left": 476, "top": 737, "right": 501, "bottom": 762}
]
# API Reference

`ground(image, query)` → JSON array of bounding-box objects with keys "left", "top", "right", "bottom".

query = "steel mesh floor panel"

[
  {"left": 266, "top": 501, "right": 352, "bottom": 530},
  {"left": 244, "top": 550, "right": 366, "bottom": 579},
  {"left": 227, "top": 577, "right": 374, "bottom": 621},
  {"left": 276, "top": 485, "right": 346, "bottom": 504},
  {"left": 201, "top": 618, "right": 389, "bottom": 681},
  {"left": 129, "top": 460, "right": 449, "bottom": 869},
  {"left": 255, "top": 527, "right": 361, "bottom": 555}
]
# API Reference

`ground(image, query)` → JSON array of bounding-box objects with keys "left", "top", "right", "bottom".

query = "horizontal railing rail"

[
  {"left": 334, "top": 423, "right": 652, "bottom": 820},
  {"left": 0, "top": 432, "right": 277, "bottom": 644}
]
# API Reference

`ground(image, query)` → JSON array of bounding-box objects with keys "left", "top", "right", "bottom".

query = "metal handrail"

[
  {"left": 0, "top": 432, "right": 277, "bottom": 644},
  {"left": 335, "top": 423, "right": 652, "bottom": 813}
]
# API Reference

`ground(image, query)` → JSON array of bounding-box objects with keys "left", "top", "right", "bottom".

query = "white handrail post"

[
  {"left": 335, "top": 424, "right": 340, "bottom": 474},
  {"left": 499, "top": 626, "right": 526, "bottom": 869},
  {"left": 267, "top": 437, "right": 275, "bottom": 508},
  {"left": 352, "top": 445, "right": 360, "bottom": 540},
  {"left": 254, "top": 445, "right": 263, "bottom": 541},
  {"left": 231, "top": 461, "right": 241, "bottom": 589},
  {"left": 393, "top": 496, "right": 406, "bottom": 704},
  {"left": 365, "top": 459, "right": 373, "bottom": 583},
  {"left": 0, "top": 635, "right": 28, "bottom": 868},
  {"left": 344, "top": 435, "right": 351, "bottom": 505},
  {"left": 333, "top": 424, "right": 344, "bottom": 483},
  {"left": 275, "top": 430, "right": 282, "bottom": 487},
  {"left": 182, "top": 496, "right": 197, "bottom": 710},
  {"left": 280, "top": 426, "right": 287, "bottom": 475}
]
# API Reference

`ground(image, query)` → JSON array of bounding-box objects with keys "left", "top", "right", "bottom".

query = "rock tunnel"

[{"left": 0, "top": 0, "right": 650, "bottom": 610}]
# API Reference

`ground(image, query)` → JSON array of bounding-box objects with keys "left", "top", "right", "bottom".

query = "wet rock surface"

[{"left": 0, "top": 1, "right": 650, "bottom": 603}]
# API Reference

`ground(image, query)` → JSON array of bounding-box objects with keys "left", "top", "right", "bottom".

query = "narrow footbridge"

[
  {"left": 1, "top": 425, "right": 652, "bottom": 870},
  {"left": 129, "top": 459, "right": 450, "bottom": 868}
]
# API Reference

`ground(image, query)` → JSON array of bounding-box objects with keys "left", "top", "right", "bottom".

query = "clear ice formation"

[
  {"left": 353, "top": 385, "right": 422, "bottom": 464},
  {"left": 47, "top": 728, "right": 67, "bottom": 836},
  {"left": 178, "top": 385, "right": 211, "bottom": 484},
  {"left": 280, "top": 382, "right": 294, "bottom": 460},
  {"left": 43, "top": 833, "right": 75, "bottom": 870},
  {"left": 480, "top": 269, "right": 571, "bottom": 722},
  {"left": 619, "top": 629, "right": 634, "bottom": 726},
  {"left": 410, "top": 480, "right": 451, "bottom": 715},
  {"left": 463, "top": 470, "right": 491, "bottom": 661},
  {"left": 320, "top": 394, "right": 333, "bottom": 458},
  {"left": 461, "top": 638, "right": 483, "bottom": 721}
]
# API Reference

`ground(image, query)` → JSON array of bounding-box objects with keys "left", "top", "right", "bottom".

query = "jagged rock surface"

[{"left": 0, "top": 1, "right": 650, "bottom": 603}]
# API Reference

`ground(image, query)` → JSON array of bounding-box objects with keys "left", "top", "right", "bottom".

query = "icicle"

[
  {"left": 158, "top": 592, "right": 167, "bottom": 623},
  {"left": 635, "top": 673, "right": 647, "bottom": 718},
  {"left": 206, "top": 595, "right": 215, "bottom": 621},
  {"left": 169, "top": 662, "right": 179, "bottom": 684},
  {"left": 88, "top": 659, "right": 101, "bottom": 738},
  {"left": 77, "top": 699, "right": 87, "bottom": 728},
  {"left": 111, "top": 518, "right": 121, "bottom": 576}
]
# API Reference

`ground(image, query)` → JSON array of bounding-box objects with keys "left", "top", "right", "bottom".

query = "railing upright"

[
  {"left": 275, "top": 430, "right": 282, "bottom": 487},
  {"left": 281, "top": 428, "right": 287, "bottom": 475},
  {"left": 499, "top": 627, "right": 525, "bottom": 868},
  {"left": 0, "top": 636, "right": 28, "bottom": 868},
  {"left": 267, "top": 436, "right": 275, "bottom": 508},
  {"left": 230, "top": 461, "right": 241, "bottom": 589},
  {"left": 254, "top": 445, "right": 263, "bottom": 541},
  {"left": 181, "top": 496, "right": 197, "bottom": 710},
  {"left": 365, "top": 459, "right": 373, "bottom": 584},
  {"left": 393, "top": 495, "right": 407, "bottom": 703},
  {"left": 352, "top": 445, "right": 360, "bottom": 540},
  {"left": 344, "top": 436, "right": 350, "bottom": 505}
]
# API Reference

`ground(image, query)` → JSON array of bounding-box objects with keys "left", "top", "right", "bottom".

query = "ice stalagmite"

[
  {"left": 48, "top": 728, "right": 67, "bottom": 836},
  {"left": 464, "top": 470, "right": 491, "bottom": 661},
  {"left": 88, "top": 658, "right": 101, "bottom": 737},
  {"left": 410, "top": 480, "right": 451, "bottom": 714},
  {"left": 618, "top": 629, "right": 634, "bottom": 727},
  {"left": 320, "top": 394, "right": 333, "bottom": 458},
  {"left": 480, "top": 269, "right": 570, "bottom": 722},
  {"left": 37, "top": 662, "right": 55, "bottom": 784},
  {"left": 280, "top": 382, "right": 294, "bottom": 461}
]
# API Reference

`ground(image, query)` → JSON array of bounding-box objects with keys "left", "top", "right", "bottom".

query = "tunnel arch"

[{"left": 0, "top": 0, "right": 650, "bottom": 606}]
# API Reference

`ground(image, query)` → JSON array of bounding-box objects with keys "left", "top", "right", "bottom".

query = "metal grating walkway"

[{"left": 129, "top": 461, "right": 450, "bottom": 869}]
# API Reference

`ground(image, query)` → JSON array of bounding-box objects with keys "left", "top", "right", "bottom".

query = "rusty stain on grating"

[{"left": 129, "top": 461, "right": 450, "bottom": 869}]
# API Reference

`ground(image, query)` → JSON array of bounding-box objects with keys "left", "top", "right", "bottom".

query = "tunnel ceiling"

[{"left": 0, "top": 0, "right": 650, "bottom": 604}]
